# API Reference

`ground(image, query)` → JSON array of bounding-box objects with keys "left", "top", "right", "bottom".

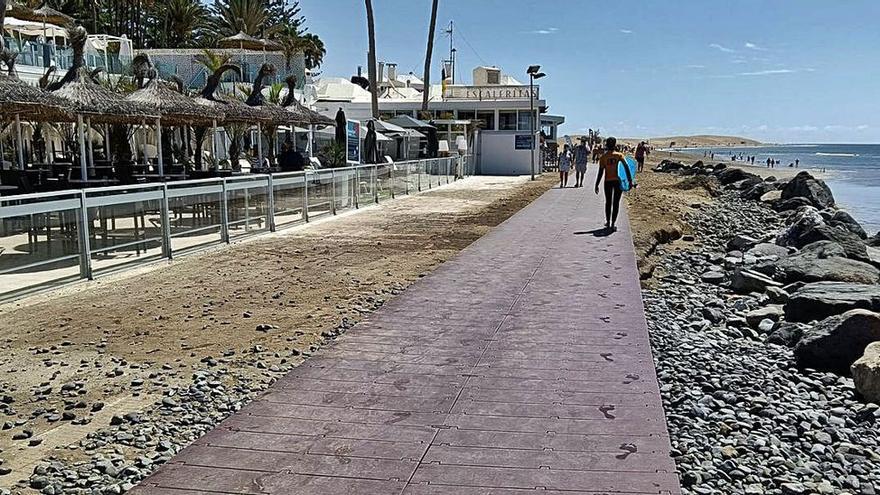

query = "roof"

[
  {"left": 314, "top": 77, "right": 372, "bottom": 103},
  {"left": 387, "top": 115, "right": 435, "bottom": 129}
]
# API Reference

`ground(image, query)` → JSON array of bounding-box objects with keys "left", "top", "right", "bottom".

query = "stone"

[
  {"left": 794, "top": 309, "right": 880, "bottom": 373},
  {"left": 774, "top": 197, "right": 814, "bottom": 212},
  {"left": 785, "top": 282, "right": 880, "bottom": 323},
  {"left": 776, "top": 241, "right": 880, "bottom": 284},
  {"left": 701, "top": 271, "right": 725, "bottom": 284},
  {"left": 745, "top": 305, "right": 785, "bottom": 328},
  {"left": 781, "top": 171, "right": 835, "bottom": 209},
  {"left": 829, "top": 210, "right": 867, "bottom": 239},
  {"left": 741, "top": 181, "right": 777, "bottom": 201},
  {"left": 716, "top": 167, "right": 760, "bottom": 185},
  {"left": 730, "top": 268, "right": 783, "bottom": 294},
  {"left": 767, "top": 322, "right": 806, "bottom": 347},
  {"left": 728, "top": 235, "right": 760, "bottom": 252},
  {"left": 766, "top": 286, "right": 790, "bottom": 304},
  {"left": 746, "top": 243, "right": 791, "bottom": 260},
  {"left": 852, "top": 341, "right": 880, "bottom": 403},
  {"left": 794, "top": 224, "right": 870, "bottom": 262},
  {"left": 760, "top": 190, "right": 782, "bottom": 204}
]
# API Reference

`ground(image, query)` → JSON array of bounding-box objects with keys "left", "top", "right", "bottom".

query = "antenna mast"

[{"left": 444, "top": 20, "right": 455, "bottom": 84}]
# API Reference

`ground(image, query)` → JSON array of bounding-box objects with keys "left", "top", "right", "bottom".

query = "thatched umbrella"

[
  {"left": 244, "top": 63, "right": 305, "bottom": 166},
  {"left": 48, "top": 26, "right": 156, "bottom": 180},
  {"left": 280, "top": 75, "right": 332, "bottom": 158},
  {"left": 218, "top": 31, "right": 264, "bottom": 51},
  {"left": 127, "top": 66, "right": 225, "bottom": 175}
]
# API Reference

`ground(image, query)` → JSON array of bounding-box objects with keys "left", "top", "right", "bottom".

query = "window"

[
  {"left": 476, "top": 111, "right": 495, "bottom": 130},
  {"left": 394, "top": 110, "right": 415, "bottom": 117},
  {"left": 517, "top": 110, "right": 536, "bottom": 131},
  {"left": 457, "top": 110, "right": 476, "bottom": 121},
  {"left": 499, "top": 111, "right": 517, "bottom": 131}
]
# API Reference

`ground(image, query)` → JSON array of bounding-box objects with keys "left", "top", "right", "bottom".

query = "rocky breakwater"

[{"left": 648, "top": 160, "right": 880, "bottom": 494}]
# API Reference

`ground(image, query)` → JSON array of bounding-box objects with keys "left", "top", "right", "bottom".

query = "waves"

[{"left": 815, "top": 152, "right": 859, "bottom": 157}]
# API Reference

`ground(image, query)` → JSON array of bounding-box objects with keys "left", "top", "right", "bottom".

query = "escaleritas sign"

[{"left": 443, "top": 85, "right": 540, "bottom": 101}]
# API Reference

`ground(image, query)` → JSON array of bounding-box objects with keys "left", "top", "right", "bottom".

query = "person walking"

[
  {"left": 573, "top": 140, "right": 590, "bottom": 187},
  {"left": 558, "top": 144, "right": 572, "bottom": 188},
  {"left": 594, "top": 137, "right": 635, "bottom": 231},
  {"left": 635, "top": 141, "right": 649, "bottom": 173}
]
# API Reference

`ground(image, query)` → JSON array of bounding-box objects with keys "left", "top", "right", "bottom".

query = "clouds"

[
  {"left": 528, "top": 27, "right": 559, "bottom": 35},
  {"left": 737, "top": 69, "right": 795, "bottom": 76},
  {"left": 619, "top": 29, "right": 633, "bottom": 34},
  {"left": 744, "top": 42, "right": 766, "bottom": 51},
  {"left": 709, "top": 43, "right": 735, "bottom": 53}
]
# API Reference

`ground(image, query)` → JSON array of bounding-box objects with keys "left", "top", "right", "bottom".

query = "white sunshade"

[{"left": 3, "top": 16, "right": 67, "bottom": 38}]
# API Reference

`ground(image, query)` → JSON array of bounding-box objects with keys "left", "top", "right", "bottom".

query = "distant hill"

[{"left": 557, "top": 134, "right": 762, "bottom": 148}]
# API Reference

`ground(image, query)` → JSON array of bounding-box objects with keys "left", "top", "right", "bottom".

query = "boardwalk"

[{"left": 131, "top": 186, "right": 682, "bottom": 495}]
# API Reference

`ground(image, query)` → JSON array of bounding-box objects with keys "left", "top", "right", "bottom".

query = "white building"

[{"left": 310, "top": 65, "right": 565, "bottom": 175}]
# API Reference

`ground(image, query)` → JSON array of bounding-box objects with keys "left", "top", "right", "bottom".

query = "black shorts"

[{"left": 636, "top": 156, "right": 645, "bottom": 165}]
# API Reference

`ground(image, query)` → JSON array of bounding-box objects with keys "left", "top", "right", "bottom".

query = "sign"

[
  {"left": 515, "top": 135, "right": 533, "bottom": 150},
  {"left": 443, "top": 85, "right": 539, "bottom": 101},
  {"left": 346, "top": 120, "right": 360, "bottom": 164}
]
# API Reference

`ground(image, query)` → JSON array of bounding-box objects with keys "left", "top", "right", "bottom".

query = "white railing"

[{"left": 0, "top": 155, "right": 476, "bottom": 301}]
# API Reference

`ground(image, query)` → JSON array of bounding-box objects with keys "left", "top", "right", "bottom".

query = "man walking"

[{"left": 635, "top": 141, "right": 649, "bottom": 173}]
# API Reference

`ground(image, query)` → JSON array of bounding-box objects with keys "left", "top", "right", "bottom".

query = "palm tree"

[
  {"left": 421, "top": 0, "right": 439, "bottom": 112},
  {"left": 212, "top": 0, "right": 276, "bottom": 38},
  {"left": 301, "top": 33, "right": 325, "bottom": 70},
  {"left": 159, "top": 0, "right": 208, "bottom": 48},
  {"left": 364, "top": 0, "right": 379, "bottom": 118}
]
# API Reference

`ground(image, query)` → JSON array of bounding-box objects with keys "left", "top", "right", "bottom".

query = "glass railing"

[{"left": 0, "top": 156, "right": 471, "bottom": 300}]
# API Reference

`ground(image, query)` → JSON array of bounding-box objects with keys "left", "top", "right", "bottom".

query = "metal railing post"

[
  {"left": 373, "top": 165, "right": 378, "bottom": 204},
  {"left": 390, "top": 165, "right": 395, "bottom": 199},
  {"left": 76, "top": 190, "right": 93, "bottom": 280},
  {"left": 354, "top": 167, "right": 360, "bottom": 209},
  {"left": 220, "top": 179, "right": 230, "bottom": 243},
  {"left": 330, "top": 169, "right": 337, "bottom": 215},
  {"left": 266, "top": 175, "right": 276, "bottom": 232},
  {"left": 404, "top": 162, "right": 410, "bottom": 195},
  {"left": 161, "top": 184, "right": 172, "bottom": 259},
  {"left": 417, "top": 161, "right": 422, "bottom": 192},
  {"left": 303, "top": 171, "right": 310, "bottom": 222}
]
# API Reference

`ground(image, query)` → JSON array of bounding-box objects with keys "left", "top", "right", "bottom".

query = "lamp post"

[{"left": 526, "top": 65, "right": 545, "bottom": 181}]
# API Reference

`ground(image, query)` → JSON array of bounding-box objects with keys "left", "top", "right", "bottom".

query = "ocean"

[{"left": 672, "top": 144, "right": 880, "bottom": 235}]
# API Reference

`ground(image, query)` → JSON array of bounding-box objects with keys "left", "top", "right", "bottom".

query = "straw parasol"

[
  {"left": 7, "top": 2, "right": 73, "bottom": 26},
  {"left": 127, "top": 56, "right": 223, "bottom": 127},
  {"left": 48, "top": 27, "right": 155, "bottom": 124},
  {"left": 245, "top": 63, "right": 301, "bottom": 125},
  {"left": 281, "top": 75, "right": 334, "bottom": 127},
  {"left": 218, "top": 31, "right": 264, "bottom": 51}
]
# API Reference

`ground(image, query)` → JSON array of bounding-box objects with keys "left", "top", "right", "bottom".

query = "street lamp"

[{"left": 527, "top": 66, "right": 546, "bottom": 180}]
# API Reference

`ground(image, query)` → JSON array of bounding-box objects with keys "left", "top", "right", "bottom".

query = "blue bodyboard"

[{"left": 618, "top": 156, "right": 638, "bottom": 191}]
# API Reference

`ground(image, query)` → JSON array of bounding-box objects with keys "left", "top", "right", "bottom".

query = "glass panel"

[
  {"left": 355, "top": 166, "right": 376, "bottom": 207},
  {"left": 499, "top": 111, "right": 517, "bottom": 131},
  {"left": 476, "top": 111, "right": 495, "bottom": 131},
  {"left": 457, "top": 110, "right": 476, "bottom": 121},
  {"left": 273, "top": 173, "right": 306, "bottom": 228},
  {"left": 86, "top": 191, "right": 164, "bottom": 274},
  {"left": 518, "top": 110, "right": 535, "bottom": 131},
  {"left": 0, "top": 194, "right": 83, "bottom": 298},
  {"left": 225, "top": 178, "right": 269, "bottom": 239},
  {"left": 167, "top": 181, "right": 224, "bottom": 254},
  {"left": 306, "top": 170, "right": 333, "bottom": 218},
  {"left": 375, "top": 164, "right": 393, "bottom": 201},
  {"left": 334, "top": 169, "right": 356, "bottom": 213}
]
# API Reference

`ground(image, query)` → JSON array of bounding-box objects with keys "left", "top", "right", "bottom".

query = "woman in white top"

[{"left": 558, "top": 144, "right": 572, "bottom": 188}]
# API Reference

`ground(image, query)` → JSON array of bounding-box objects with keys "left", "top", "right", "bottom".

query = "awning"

[{"left": 387, "top": 114, "right": 435, "bottom": 129}]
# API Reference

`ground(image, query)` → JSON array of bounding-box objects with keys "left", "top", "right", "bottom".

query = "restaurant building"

[{"left": 310, "top": 65, "right": 565, "bottom": 175}]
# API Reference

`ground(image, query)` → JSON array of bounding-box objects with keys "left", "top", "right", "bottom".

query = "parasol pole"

[
  {"left": 86, "top": 116, "right": 94, "bottom": 172},
  {"left": 141, "top": 118, "right": 148, "bottom": 171},
  {"left": 256, "top": 123, "right": 263, "bottom": 169},
  {"left": 211, "top": 119, "right": 218, "bottom": 170},
  {"left": 14, "top": 114, "right": 25, "bottom": 169},
  {"left": 308, "top": 124, "right": 315, "bottom": 158},
  {"left": 155, "top": 118, "right": 164, "bottom": 176},
  {"left": 76, "top": 114, "right": 87, "bottom": 181}
]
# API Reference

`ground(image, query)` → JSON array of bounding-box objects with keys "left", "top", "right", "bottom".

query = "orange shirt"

[{"left": 599, "top": 151, "right": 626, "bottom": 181}]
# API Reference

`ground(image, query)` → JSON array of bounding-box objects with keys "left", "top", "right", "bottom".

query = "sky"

[{"left": 299, "top": 0, "right": 880, "bottom": 144}]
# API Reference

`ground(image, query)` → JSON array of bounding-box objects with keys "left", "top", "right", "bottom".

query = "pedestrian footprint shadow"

[{"left": 574, "top": 228, "right": 613, "bottom": 238}]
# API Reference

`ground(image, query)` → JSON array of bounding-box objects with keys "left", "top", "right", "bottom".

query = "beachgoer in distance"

[
  {"left": 558, "top": 144, "right": 572, "bottom": 188},
  {"left": 594, "top": 137, "right": 635, "bottom": 231},
  {"left": 635, "top": 141, "right": 649, "bottom": 173},
  {"left": 795, "top": 158, "right": 799, "bottom": 168},
  {"left": 574, "top": 140, "right": 590, "bottom": 187}
]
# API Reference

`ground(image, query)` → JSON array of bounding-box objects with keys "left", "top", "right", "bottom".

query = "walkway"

[{"left": 131, "top": 186, "right": 682, "bottom": 495}]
